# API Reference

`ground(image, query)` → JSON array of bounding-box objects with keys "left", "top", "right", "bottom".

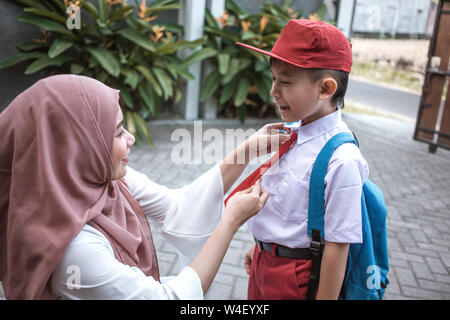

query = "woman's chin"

[{"left": 112, "top": 165, "right": 127, "bottom": 180}]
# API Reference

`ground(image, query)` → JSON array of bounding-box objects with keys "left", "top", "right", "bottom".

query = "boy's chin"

[{"left": 280, "top": 114, "right": 300, "bottom": 123}]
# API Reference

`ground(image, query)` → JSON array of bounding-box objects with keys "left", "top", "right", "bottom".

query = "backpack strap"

[{"left": 305, "top": 132, "right": 358, "bottom": 300}]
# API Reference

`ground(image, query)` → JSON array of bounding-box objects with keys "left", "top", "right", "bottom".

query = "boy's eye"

[{"left": 272, "top": 76, "right": 290, "bottom": 85}]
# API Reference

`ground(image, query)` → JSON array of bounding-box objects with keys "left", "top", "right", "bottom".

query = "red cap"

[{"left": 236, "top": 19, "right": 352, "bottom": 72}]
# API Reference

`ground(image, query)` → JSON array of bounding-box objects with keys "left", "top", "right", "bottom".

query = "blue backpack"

[{"left": 305, "top": 132, "right": 389, "bottom": 300}]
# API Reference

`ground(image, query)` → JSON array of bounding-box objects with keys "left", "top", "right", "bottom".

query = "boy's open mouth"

[{"left": 279, "top": 105, "right": 290, "bottom": 112}]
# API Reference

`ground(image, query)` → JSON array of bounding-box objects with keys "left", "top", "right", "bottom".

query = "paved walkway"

[
  {"left": 128, "top": 111, "right": 450, "bottom": 300},
  {"left": 1, "top": 110, "right": 449, "bottom": 300}
]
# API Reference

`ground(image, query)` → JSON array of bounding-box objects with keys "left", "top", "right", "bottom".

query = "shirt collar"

[{"left": 295, "top": 108, "right": 341, "bottom": 145}]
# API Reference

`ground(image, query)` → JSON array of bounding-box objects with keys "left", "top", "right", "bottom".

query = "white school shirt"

[
  {"left": 247, "top": 109, "right": 369, "bottom": 248},
  {"left": 51, "top": 164, "right": 225, "bottom": 300}
]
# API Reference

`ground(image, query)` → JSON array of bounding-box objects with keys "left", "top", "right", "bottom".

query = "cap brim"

[{"left": 235, "top": 42, "right": 309, "bottom": 70}]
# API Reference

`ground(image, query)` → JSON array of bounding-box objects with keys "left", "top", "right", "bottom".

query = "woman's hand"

[
  {"left": 190, "top": 179, "right": 268, "bottom": 295},
  {"left": 245, "top": 122, "right": 291, "bottom": 160},
  {"left": 222, "top": 179, "right": 269, "bottom": 232},
  {"left": 220, "top": 122, "right": 291, "bottom": 194}
]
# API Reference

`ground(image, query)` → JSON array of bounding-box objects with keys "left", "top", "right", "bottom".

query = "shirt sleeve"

[
  {"left": 323, "top": 143, "right": 369, "bottom": 244},
  {"left": 124, "top": 165, "right": 225, "bottom": 266},
  {"left": 50, "top": 225, "right": 203, "bottom": 300}
]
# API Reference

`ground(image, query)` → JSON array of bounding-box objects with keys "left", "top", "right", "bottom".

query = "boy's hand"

[
  {"left": 245, "top": 123, "right": 291, "bottom": 160},
  {"left": 244, "top": 245, "right": 256, "bottom": 275}
]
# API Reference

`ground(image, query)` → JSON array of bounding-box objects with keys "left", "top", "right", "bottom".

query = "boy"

[{"left": 236, "top": 19, "right": 369, "bottom": 299}]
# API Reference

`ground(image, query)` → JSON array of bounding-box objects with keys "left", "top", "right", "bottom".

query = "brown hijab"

[{"left": 0, "top": 74, "right": 159, "bottom": 299}]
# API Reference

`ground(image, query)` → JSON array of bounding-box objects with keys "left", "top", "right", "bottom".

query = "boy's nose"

[{"left": 270, "top": 82, "right": 280, "bottom": 99}]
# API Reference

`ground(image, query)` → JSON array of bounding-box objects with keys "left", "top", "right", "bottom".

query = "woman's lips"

[{"left": 122, "top": 158, "right": 128, "bottom": 163}]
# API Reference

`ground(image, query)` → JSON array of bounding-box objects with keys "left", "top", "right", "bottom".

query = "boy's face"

[{"left": 270, "top": 61, "right": 334, "bottom": 124}]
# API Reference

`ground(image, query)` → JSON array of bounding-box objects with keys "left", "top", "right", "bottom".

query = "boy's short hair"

[
  {"left": 270, "top": 57, "right": 349, "bottom": 108},
  {"left": 307, "top": 69, "right": 349, "bottom": 109}
]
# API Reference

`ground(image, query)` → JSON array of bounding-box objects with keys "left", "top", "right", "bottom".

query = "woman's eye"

[{"left": 116, "top": 130, "right": 124, "bottom": 137}]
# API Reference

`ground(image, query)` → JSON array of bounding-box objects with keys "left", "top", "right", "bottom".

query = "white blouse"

[{"left": 50, "top": 164, "right": 225, "bottom": 300}]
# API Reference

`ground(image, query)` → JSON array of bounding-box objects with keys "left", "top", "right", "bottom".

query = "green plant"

[
  {"left": 0, "top": 0, "right": 213, "bottom": 145},
  {"left": 200, "top": 0, "right": 303, "bottom": 121}
]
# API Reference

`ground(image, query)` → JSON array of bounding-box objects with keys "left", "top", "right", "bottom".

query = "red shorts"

[{"left": 248, "top": 244, "right": 314, "bottom": 300}]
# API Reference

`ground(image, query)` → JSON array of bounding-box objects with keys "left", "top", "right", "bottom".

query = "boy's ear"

[{"left": 318, "top": 77, "right": 337, "bottom": 100}]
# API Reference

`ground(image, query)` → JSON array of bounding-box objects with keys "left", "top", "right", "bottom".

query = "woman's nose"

[{"left": 126, "top": 130, "right": 135, "bottom": 147}]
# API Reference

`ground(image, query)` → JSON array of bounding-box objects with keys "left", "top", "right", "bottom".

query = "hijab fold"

[{"left": 0, "top": 75, "right": 159, "bottom": 299}]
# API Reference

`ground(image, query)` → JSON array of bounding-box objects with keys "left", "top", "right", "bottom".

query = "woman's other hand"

[{"left": 223, "top": 179, "right": 269, "bottom": 232}]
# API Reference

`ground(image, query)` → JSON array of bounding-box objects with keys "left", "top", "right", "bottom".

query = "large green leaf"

[
  {"left": 70, "top": 63, "right": 84, "bottom": 74},
  {"left": 48, "top": 38, "right": 73, "bottom": 58},
  {"left": 254, "top": 75, "right": 271, "bottom": 103},
  {"left": 0, "top": 52, "right": 44, "bottom": 69},
  {"left": 200, "top": 71, "right": 221, "bottom": 101},
  {"left": 180, "top": 48, "right": 217, "bottom": 68},
  {"left": 24, "top": 55, "right": 74, "bottom": 74},
  {"left": 155, "top": 37, "right": 206, "bottom": 55},
  {"left": 86, "top": 47, "right": 120, "bottom": 78},
  {"left": 233, "top": 77, "right": 251, "bottom": 107},
  {"left": 15, "top": 0, "right": 47, "bottom": 10},
  {"left": 218, "top": 53, "right": 230, "bottom": 75},
  {"left": 135, "top": 65, "right": 162, "bottom": 97},
  {"left": 121, "top": 90, "right": 134, "bottom": 108},
  {"left": 124, "top": 69, "right": 140, "bottom": 90},
  {"left": 238, "top": 58, "right": 252, "bottom": 72},
  {"left": 203, "top": 26, "right": 240, "bottom": 42},
  {"left": 154, "top": 43, "right": 178, "bottom": 55},
  {"left": 226, "top": 0, "right": 248, "bottom": 16},
  {"left": 98, "top": 0, "right": 108, "bottom": 23},
  {"left": 17, "top": 15, "right": 75, "bottom": 37},
  {"left": 255, "top": 57, "right": 269, "bottom": 72},
  {"left": 241, "top": 30, "right": 258, "bottom": 40},
  {"left": 222, "top": 58, "right": 240, "bottom": 84},
  {"left": 205, "top": 9, "right": 219, "bottom": 28},
  {"left": 125, "top": 109, "right": 137, "bottom": 138},
  {"left": 219, "top": 80, "right": 238, "bottom": 105},
  {"left": 152, "top": 67, "right": 173, "bottom": 100},
  {"left": 173, "top": 66, "right": 195, "bottom": 81},
  {"left": 143, "top": 2, "right": 182, "bottom": 15},
  {"left": 79, "top": 0, "right": 99, "bottom": 19},
  {"left": 23, "top": 8, "right": 66, "bottom": 23},
  {"left": 133, "top": 111, "right": 153, "bottom": 146},
  {"left": 110, "top": 6, "right": 134, "bottom": 21},
  {"left": 138, "top": 82, "right": 155, "bottom": 116},
  {"left": 16, "top": 41, "right": 47, "bottom": 52},
  {"left": 117, "top": 28, "right": 156, "bottom": 52}
]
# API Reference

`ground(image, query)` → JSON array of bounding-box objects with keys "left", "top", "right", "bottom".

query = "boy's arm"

[
  {"left": 220, "top": 123, "right": 289, "bottom": 194},
  {"left": 315, "top": 241, "right": 349, "bottom": 300}
]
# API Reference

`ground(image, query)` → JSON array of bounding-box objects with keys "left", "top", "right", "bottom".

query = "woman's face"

[{"left": 111, "top": 108, "right": 135, "bottom": 180}]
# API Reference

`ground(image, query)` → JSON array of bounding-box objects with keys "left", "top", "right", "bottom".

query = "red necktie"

[{"left": 224, "top": 131, "right": 298, "bottom": 206}]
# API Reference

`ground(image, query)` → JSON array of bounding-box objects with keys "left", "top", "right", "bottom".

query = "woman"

[{"left": 0, "top": 75, "right": 290, "bottom": 299}]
